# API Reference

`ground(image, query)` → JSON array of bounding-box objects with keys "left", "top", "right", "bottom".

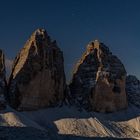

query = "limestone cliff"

[
  {"left": 70, "top": 40, "right": 128, "bottom": 112},
  {"left": 8, "top": 29, "right": 66, "bottom": 111}
]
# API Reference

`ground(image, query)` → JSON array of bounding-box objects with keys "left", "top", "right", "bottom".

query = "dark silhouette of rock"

[
  {"left": 126, "top": 75, "right": 140, "bottom": 108},
  {"left": 8, "top": 29, "right": 66, "bottom": 111},
  {"left": 0, "top": 49, "right": 6, "bottom": 110},
  {"left": 70, "top": 40, "right": 128, "bottom": 112}
]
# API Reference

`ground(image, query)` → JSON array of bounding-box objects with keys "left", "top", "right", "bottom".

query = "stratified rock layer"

[
  {"left": 8, "top": 29, "right": 66, "bottom": 111},
  {"left": 126, "top": 75, "right": 140, "bottom": 108},
  {"left": 0, "top": 49, "right": 6, "bottom": 110},
  {"left": 70, "top": 40, "right": 128, "bottom": 112}
]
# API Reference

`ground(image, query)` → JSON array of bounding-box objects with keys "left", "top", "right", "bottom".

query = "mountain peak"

[
  {"left": 33, "top": 28, "right": 47, "bottom": 36},
  {"left": 30, "top": 28, "right": 49, "bottom": 41},
  {"left": 87, "top": 40, "right": 100, "bottom": 51},
  {"left": 8, "top": 29, "right": 66, "bottom": 111},
  {"left": 86, "top": 40, "right": 110, "bottom": 54},
  {"left": 70, "top": 41, "right": 127, "bottom": 112}
]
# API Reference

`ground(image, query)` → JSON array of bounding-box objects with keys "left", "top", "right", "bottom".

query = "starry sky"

[{"left": 0, "top": 0, "right": 140, "bottom": 81}]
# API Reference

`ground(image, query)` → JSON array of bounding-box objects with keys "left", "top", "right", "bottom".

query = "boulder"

[{"left": 8, "top": 29, "right": 66, "bottom": 111}]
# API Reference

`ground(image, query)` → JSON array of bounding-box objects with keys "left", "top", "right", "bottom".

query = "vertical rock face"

[
  {"left": 126, "top": 75, "right": 140, "bottom": 108},
  {"left": 70, "top": 40, "right": 128, "bottom": 112},
  {"left": 8, "top": 29, "right": 66, "bottom": 111},
  {"left": 0, "top": 49, "right": 6, "bottom": 110}
]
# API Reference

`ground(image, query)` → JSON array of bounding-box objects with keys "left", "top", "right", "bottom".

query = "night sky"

[{"left": 0, "top": 0, "right": 140, "bottom": 81}]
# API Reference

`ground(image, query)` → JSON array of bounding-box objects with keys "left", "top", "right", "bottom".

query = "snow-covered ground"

[
  {"left": 0, "top": 106, "right": 50, "bottom": 140},
  {"left": 22, "top": 105, "right": 140, "bottom": 139},
  {"left": 0, "top": 105, "right": 140, "bottom": 140}
]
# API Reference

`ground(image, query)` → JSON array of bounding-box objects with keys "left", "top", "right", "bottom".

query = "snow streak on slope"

[
  {"left": 0, "top": 105, "right": 140, "bottom": 139},
  {"left": 0, "top": 106, "right": 50, "bottom": 140},
  {"left": 22, "top": 105, "right": 140, "bottom": 139}
]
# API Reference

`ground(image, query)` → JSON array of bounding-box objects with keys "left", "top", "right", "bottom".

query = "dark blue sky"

[{"left": 0, "top": 0, "right": 140, "bottom": 81}]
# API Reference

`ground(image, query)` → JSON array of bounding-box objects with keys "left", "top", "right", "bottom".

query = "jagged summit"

[
  {"left": 32, "top": 28, "right": 49, "bottom": 40},
  {"left": 34, "top": 28, "right": 47, "bottom": 35},
  {"left": 22, "top": 28, "right": 59, "bottom": 55},
  {"left": 24, "top": 28, "right": 51, "bottom": 48},
  {"left": 87, "top": 40, "right": 100, "bottom": 51},
  {"left": 8, "top": 28, "right": 66, "bottom": 111},
  {"left": 70, "top": 41, "right": 127, "bottom": 112},
  {"left": 86, "top": 40, "right": 110, "bottom": 53},
  {"left": 73, "top": 40, "right": 111, "bottom": 75}
]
